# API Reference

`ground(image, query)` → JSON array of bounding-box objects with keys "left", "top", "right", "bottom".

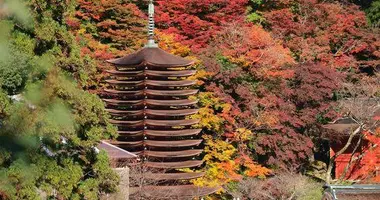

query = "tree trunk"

[
  {"left": 326, "top": 125, "right": 362, "bottom": 184},
  {"left": 338, "top": 135, "right": 363, "bottom": 182}
]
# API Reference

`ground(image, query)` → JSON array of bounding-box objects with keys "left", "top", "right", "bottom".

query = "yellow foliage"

[
  {"left": 157, "top": 31, "right": 200, "bottom": 64},
  {"left": 192, "top": 107, "right": 224, "bottom": 132},
  {"left": 227, "top": 55, "right": 251, "bottom": 68},
  {"left": 189, "top": 69, "right": 214, "bottom": 85},
  {"left": 235, "top": 128, "right": 253, "bottom": 142},
  {"left": 192, "top": 136, "right": 240, "bottom": 187},
  {"left": 190, "top": 92, "right": 232, "bottom": 133},
  {"left": 77, "top": 28, "right": 86, "bottom": 34},
  {"left": 197, "top": 92, "right": 226, "bottom": 110},
  {"left": 203, "top": 135, "right": 237, "bottom": 162}
]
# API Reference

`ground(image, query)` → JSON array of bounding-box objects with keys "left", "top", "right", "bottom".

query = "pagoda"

[{"left": 102, "top": 0, "right": 218, "bottom": 198}]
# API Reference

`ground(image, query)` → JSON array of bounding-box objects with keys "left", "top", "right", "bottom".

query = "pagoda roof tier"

[
  {"left": 109, "top": 140, "right": 143, "bottom": 147},
  {"left": 146, "top": 119, "right": 200, "bottom": 126},
  {"left": 145, "top": 109, "right": 199, "bottom": 117},
  {"left": 105, "top": 80, "right": 144, "bottom": 86},
  {"left": 146, "top": 80, "right": 196, "bottom": 87},
  {"left": 107, "top": 47, "right": 194, "bottom": 67},
  {"left": 106, "top": 69, "right": 197, "bottom": 78},
  {"left": 110, "top": 119, "right": 199, "bottom": 127},
  {"left": 145, "top": 129, "right": 202, "bottom": 137},
  {"left": 143, "top": 149, "right": 203, "bottom": 158},
  {"left": 109, "top": 119, "right": 144, "bottom": 127},
  {"left": 103, "top": 99, "right": 198, "bottom": 107},
  {"left": 105, "top": 70, "right": 144, "bottom": 76},
  {"left": 103, "top": 99, "right": 144, "bottom": 106},
  {"left": 135, "top": 172, "right": 205, "bottom": 181},
  {"left": 130, "top": 185, "right": 220, "bottom": 199},
  {"left": 145, "top": 140, "right": 202, "bottom": 147},
  {"left": 146, "top": 89, "right": 198, "bottom": 96},
  {"left": 106, "top": 80, "right": 196, "bottom": 87},
  {"left": 104, "top": 89, "right": 198, "bottom": 97},
  {"left": 117, "top": 130, "right": 144, "bottom": 137},
  {"left": 146, "top": 99, "right": 198, "bottom": 106},
  {"left": 106, "top": 109, "right": 144, "bottom": 117},
  {"left": 146, "top": 70, "right": 196, "bottom": 77},
  {"left": 144, "top": 160, "right": 203, "bottom": 169},
  {"left": 103, "top": 89, "right": 144, "bottom": 96}
]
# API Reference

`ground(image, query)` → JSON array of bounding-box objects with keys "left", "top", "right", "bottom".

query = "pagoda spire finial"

[{"left": 146, "top": 0, "right": 158, "bottom": 48}]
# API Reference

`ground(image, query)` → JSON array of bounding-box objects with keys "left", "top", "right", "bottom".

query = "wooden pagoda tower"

[{"left": 102, "top": 0, "right": 218, "bottom": 198}]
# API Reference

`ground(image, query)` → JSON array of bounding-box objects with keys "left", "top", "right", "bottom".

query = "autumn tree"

[
  {"left": 197, "top": 23, "right": 343, "bottom": 170},
  {"left": 75, "top": 0, "right": 147, "bottom": 55},
  {"left": 0, "top": 0, "right": 118, "bottom": 198},
  {"left": 155, "top": 0, "right": 249, "bottom": 51},
  {"left": 262, "top": 0, "right": 380, "bottom": 70},
  {"left": 325, "top": 75, "right": 379, "bottom": 183}
]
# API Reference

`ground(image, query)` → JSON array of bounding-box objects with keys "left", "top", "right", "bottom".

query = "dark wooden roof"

[
  {"left": 117, "top": 129, "right": 202, "bottom": 137},
  {"left": 105, "top": 80, "right": 144, "bottom": 86},
  {"left": 146, "top": 70, "right": 196, "bottom": 77},
  {"left": 117, "top": 130, "right": 144, "bottom": 136},
  {"left": 145, "top": 129, "right": 201, "bottom": 137},
  {"left": 106, "top": 109, "right": 144, "bottom": 116},
  {"left": 144, "top": 160, "right": 203, "bottom": 169},
  {"left": 146, "top": 89, "right": 198, "bottom": 97},
  {"left": 110, "top": 119, "right": 200, "bottom": 127},
  {"left": 103, "top": 99, "right": 143, "bottom": 106},
  {"left": 103, "top": 43, "right": 208, "bottom": 192},
  {"left": 97, "top": 141, "right": 137, "bottom": 160},
  {"left": 144, "top": 140, "right": 202, "bottom": 147},
  {"left": 106, "top": 80, "right": 196, "bottom": 87},
  {"left": 146, "top": 109, "right": 199, "bottom": 116},
  {"left": 130, "top": 185, "right": 220, "bottom": 199},
  {"left": 103, "top": 89, "right": 144, "bottom": 96},
  {"left": 107, "top": 47, "right": 194, "bottom": 67},
  {"left": 103, "top": 99, "right": 198, "bottom": 106},
  {"left": 146, "top": 80, "right": 196, "bottom": 87},
  {"left": 104, "top": 89, "right": 199, "bottom": 97},
  {"left": 323, "top": 123, "right": 360, "bottom": 134},
  {"left": 140, "top": 172, "right": 205, "bottom": 180},
  {"left": 109, "top": 119, "right": 144, "bottom": 126},
  {"left": 323, "top": 185, "right": 380, "bottom": 200},
  {"left": 146, "top": 99, "right": 198, "bottom": 106},
  {"left": 146, "top": 119, "right": 200, "bottom": 126},
  {"left": 105, "top": 70, "right": 144, "bottom": 76},
  {"left": 144, "top": 149, "right": 203, "bottom": 158},
  {"left": 109, "top": 140, "right": 143, "bottom": 146}
]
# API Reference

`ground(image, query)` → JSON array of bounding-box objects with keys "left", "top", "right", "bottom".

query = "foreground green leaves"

[{"left": 0, "top": 0, "right": 118, "bottom": 199}]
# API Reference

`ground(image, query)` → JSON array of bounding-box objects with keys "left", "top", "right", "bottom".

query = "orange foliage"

[
  {"left": 337, "top": 130, "right": 380, "bottom": 183},
  {"left": 215, "top": 24, "right": 295, "bottom": 79}
]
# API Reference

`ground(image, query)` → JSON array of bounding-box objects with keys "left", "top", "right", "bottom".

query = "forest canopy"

[{"left": 0, "top": 0, "right": 379, "bottom": 199}]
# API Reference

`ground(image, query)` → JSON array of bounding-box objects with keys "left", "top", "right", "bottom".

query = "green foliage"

[
  {"left": 367, "top": 0, "right": 380, "bottom": 26},
  {"left": 217, "top": 54, "right": 238, "bottom": 72},
  {"left": 246, "top": 12, "right": 265, "bottom": 24},
  {"left": 3, "top": 0, "right": 32, "bottom": 27},
  {"left": 246, "top": 0, "right": 265, "bottom": 24},
  {"left": 0, "top": 90, "right": 10, "bottom": 116},
  {"left": 0, "top": 160, "right": 40, "bottom": 200},
  {"left": 0, "top": 0, "right": 118, "bottom": 198},
  {"left": 34, "top": 156, "right": 83, "bottom": 199},
  {"left": 0, "top": 31, "right": 32, "bottom": 94}
]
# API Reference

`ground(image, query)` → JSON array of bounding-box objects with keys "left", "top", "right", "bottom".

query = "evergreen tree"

[{"left": 0, "top": 1, "right": 118, "bottom": 199}]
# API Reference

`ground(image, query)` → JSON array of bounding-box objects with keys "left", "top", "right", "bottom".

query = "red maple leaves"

[{"left": 156, "top": 0, "right": 248, "bottom": 51}]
